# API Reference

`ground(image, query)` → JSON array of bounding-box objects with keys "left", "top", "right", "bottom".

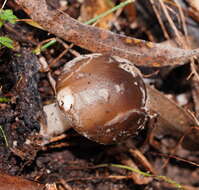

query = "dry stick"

[
  {"left": 15, "top": 0, "right": 199, "bottom": 67},
  {"left": 49, "top": 43, "right": 75, "bottom": 67},
  {"left": 161, "top": 126, "right": 198, "bottom": 169},
  {"left": 129, "top": 148, "right": 156, "bottom": 174},
  {"left": 173, "top": 0, "right": 189, "bottom": 46},
  {"left": 151, "top": 151, "right": 199, "bottom": 168},
  {"left": 158, "top": 0, "right": 186, "bottom": 48},
  {"left": 150, "top": 0, "right": 170, "bottom": 40}
]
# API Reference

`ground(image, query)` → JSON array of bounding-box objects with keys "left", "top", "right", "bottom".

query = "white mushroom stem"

[{"left": 40, "top": 103, "right": 72, "bottom": 137}]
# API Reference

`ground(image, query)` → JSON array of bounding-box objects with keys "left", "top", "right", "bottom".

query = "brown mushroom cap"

[{"left": 56, "top": 54, "right": 147, "bottom": 144}]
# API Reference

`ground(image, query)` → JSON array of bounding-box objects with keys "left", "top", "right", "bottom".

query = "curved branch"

[{"left": 15, "top": 0, "right": 199, "bottom": 67}]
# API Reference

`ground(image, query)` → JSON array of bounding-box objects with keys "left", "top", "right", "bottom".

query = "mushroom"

[
  {"left": 40, "top": 53, "right": 199, "bottom": 148},
  {"left": 40, "top": 54, "right": 147, "bottom": 144}
]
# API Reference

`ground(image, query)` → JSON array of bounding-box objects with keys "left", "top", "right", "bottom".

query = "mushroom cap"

[{"left": 56, "top": 54, "right": 147, "bottom": 144}]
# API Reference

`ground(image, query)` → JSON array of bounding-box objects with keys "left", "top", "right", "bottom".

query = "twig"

[
  {"left": 150, "top": 0, "right": 170, "bottom": 40},
  {"left": 15, "top": 0, "right": 199, "bottom": 67},
  {"left": 1, "top": 0, "right": 8, "bottom": 9}
]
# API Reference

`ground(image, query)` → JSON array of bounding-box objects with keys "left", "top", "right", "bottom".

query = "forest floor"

[{"left": 0, "top": 0, "right": 199, "bottom": 189}]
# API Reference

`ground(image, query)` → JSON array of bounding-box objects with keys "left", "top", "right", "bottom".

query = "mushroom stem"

[{"left": 40, "top": 103, "right": 72, "bottom": 137}]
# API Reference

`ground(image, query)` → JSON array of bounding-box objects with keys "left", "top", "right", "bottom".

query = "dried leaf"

[
  {"left": 0, "top": 173, "right": 45, "bottom": 190},
  {"left": 187, "top": 0, "right": 199, "bottom": 12},
  {"left": 146, "top": 85, "right": 199, "bottom": 149},
  {"left": 80, "top": 0, "right": 114, "bottom": 29},
  {"left": 122, "top": 0, "right": 136, "bottom": 22}
]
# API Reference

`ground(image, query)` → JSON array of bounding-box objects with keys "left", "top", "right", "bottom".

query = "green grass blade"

[
  {"left": 0, "top": 125, "right": 8, "bottom": 147},
  {"left": 84, "top": 0, "right": 134, "bottom": 25}
]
